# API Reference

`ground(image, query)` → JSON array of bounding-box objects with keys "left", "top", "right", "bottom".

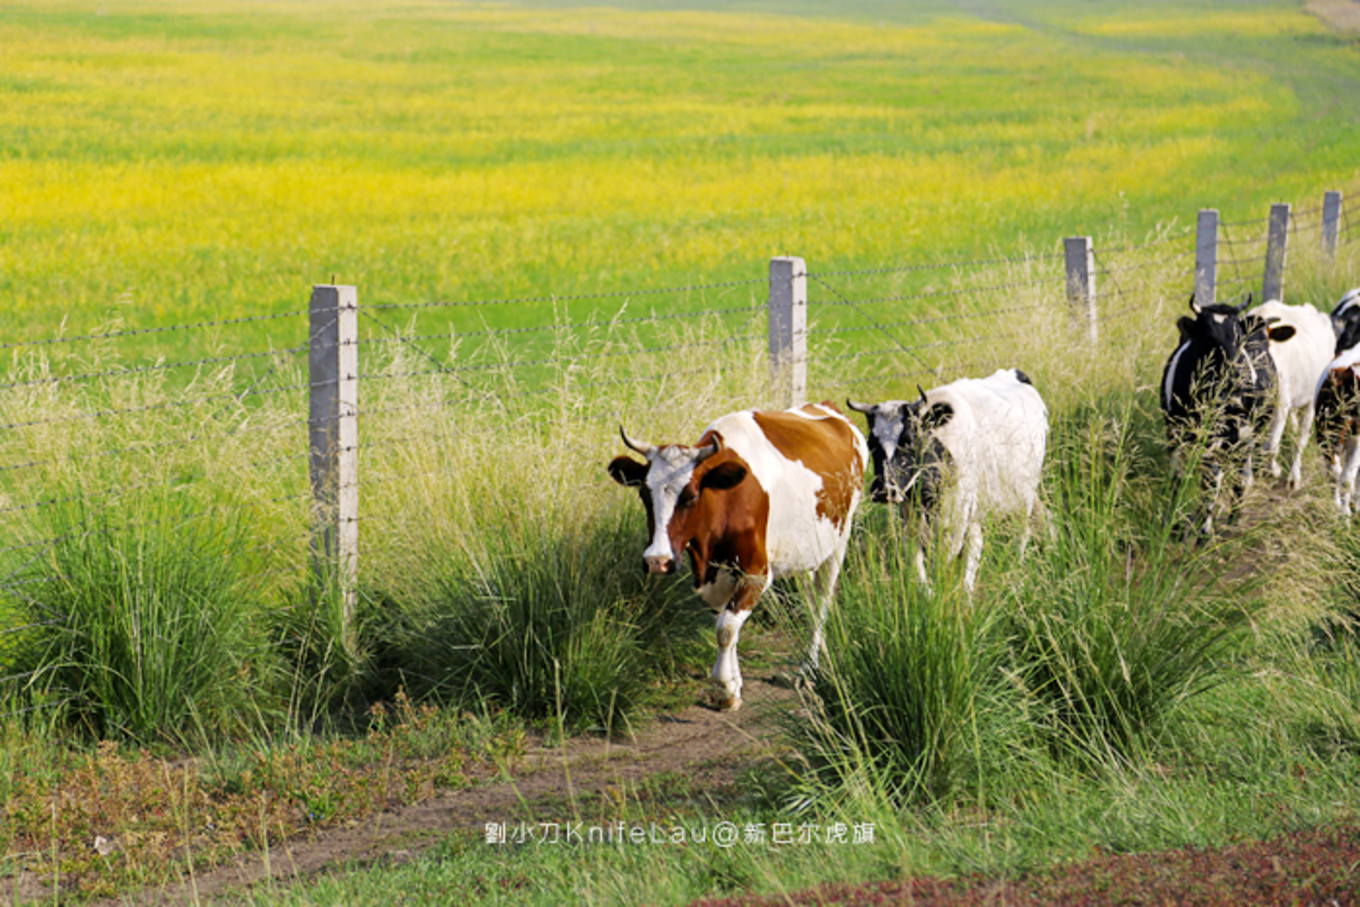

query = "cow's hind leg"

[
  {"left": 1265, "top": 404, "right": 1290, "bottom": 480},
  {"left": 803, "top": 543, "right": 848, "bottom": 675},
  {"left": 913, "top": 545, "right": 934, "bottom": 596},
  {"left": 1019, "top": 496, "right": 1052, "bottom": 557}
]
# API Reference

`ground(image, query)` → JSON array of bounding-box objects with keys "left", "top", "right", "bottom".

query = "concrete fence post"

[
  {"left": 1063, "top": 236, "right": 1097, "bottom": 344},
  {"left": 1195, "top": 209, "right": 1219, "bottom": 307},
  {"left": 768, "top": 256, "right": 807, "bottom": 407},
  {"left": 1322, "top": 190, "right": 1343, "bottom": 260},
  {"left": 309, "top": 284, "right": 359, "bottom": 641},
  {"left": 1262, "top": 203, "right": 1290, "bottom": 302}
]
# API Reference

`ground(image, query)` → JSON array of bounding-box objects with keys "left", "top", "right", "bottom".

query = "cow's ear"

[
  {"left": 923, "top": 402, "right": 955, "bottom": 431},
  {"left": 1177, "top": 316, "right": 1195, "bottom": 339},
  {"left": 608, "top": 456, "right": 648, "bottom": 487},
  {"left": 1262, "top": 322, "right": 1294, "bottom": 344},
  {"left": 700, "top": 461, "right": 747, "bottom": 490}
]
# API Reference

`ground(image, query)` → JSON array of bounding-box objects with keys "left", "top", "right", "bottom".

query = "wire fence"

[{"left": 1, "top": 186, "right": 1358, "bottom": 626}]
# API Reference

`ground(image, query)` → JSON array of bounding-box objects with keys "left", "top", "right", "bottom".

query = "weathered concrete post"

[
  {"left": 768, "top": 257, "right": 807, "bottom": 407},
  {"left": 1064, "top": 236, "right": 1098, "bottom": 344},
  {"left": 1195, "top": 209, "right": 1219, "bottom": 307},
  {"left": 1262, "top": 203, "right": 1290, "bottom": 302},
  {"left": 1322, "top": 191, "right": 1343, "bottom": 260},
  {"left": 309, "top": 284, "right": 359, "bottom": 640}
]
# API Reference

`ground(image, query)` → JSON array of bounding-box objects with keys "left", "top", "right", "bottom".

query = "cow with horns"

[
  {"left": 1160, "top": 294, "right": 1285, "bottom": 535},
  {"left": 847, "top": 368, "right": 1049, "bottom": 595},
  {"left": 607, "top": 402, "right": 867, "bottom": 711}
]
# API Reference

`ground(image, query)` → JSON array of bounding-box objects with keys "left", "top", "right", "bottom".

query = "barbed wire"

[
  {"left": 805, "top": 249, "right": 1063, "bottom": 280},
  {"left": 0, "top": 347, "right": 306, "bottom": 392},
  {"left": 0, "top": 381, "right": 312, "bottom": 434},
  {"left": 0, "top": 416, "right": 306, "bottom": 478},
  {"left": 809, "top": 301, "right": 1048, "bottom": 338},
  {"left": 355, "top": 334, "right": 761, "bottom": 384},
  {"left": 836, "top": 368, "right": 940, "bottom": 390},
  {"left": 0, "top": 310, "right": 307, "bottom": 354},
  {"left": 353, "top": 305, "right": 761, "bottom": 347},
  {"left": 1092, "top": 248, "right": 1191, "bottom": 275},
  {"left": 1219, "top": 213, "right": 1270, "bottom": 229},
  {"left": 817, "top": 335, "right": 983, "bottom": 364},
  {"left": 1096, "top": 224, "right": 1198, "bottom": 255},
  {"left": 360, "top": 278, "right": 764, "bottom": 312},
  {"left": 809, "top": 276, "right": 1049, "bottom": 308}
]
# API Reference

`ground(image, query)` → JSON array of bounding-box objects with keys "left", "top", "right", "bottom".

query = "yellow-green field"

[
  {"left": 2, "top": 0, "right": 1357, "bottom": 355},
  {"left": 5, "top": 4, "right": 1360, "bottom": 903}
]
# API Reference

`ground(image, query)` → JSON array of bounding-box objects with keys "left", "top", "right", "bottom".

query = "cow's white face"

[
  {"left": 640, "top": 447, "right": 702, "bottom": 573},
  {"left": 869, "top": 408, "right": 906, "bottom": 466},
  {"left": 609, "top": 435, "right": 732, "bottom": 576}
]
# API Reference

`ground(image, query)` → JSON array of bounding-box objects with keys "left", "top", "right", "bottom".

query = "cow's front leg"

[
  {"left": 1264, "top": 405, "right": 1289, "bottom": 479},
  {"left": 962, "top": 520, "right": 984, "bottom": 597},
  {"left": 1340, "top": 442, "right": 1360, "bottom": 518},
  {"left": 1288, "top": 404, "right": 1316, "bottom": 490},
  {"left": 708, "top": 575, "right": 768, "bottom": 711}
]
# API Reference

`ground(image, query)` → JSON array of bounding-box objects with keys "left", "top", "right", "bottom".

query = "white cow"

[
  {"left": 848, "top": 368, "right": 1048, "bottom": 594},
  {"left": 1254, "top": 299, "right": 1338, "bottom": 489}
]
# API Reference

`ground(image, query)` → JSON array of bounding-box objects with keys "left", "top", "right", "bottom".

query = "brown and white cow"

[{"left": 607, "top": 402, "right": 868, "bottom": 711}]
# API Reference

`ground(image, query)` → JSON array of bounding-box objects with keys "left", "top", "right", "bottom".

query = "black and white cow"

[
  {"left": 847, "top": 368, "right": 1048, "bottom": 594},
  {"left": 1333, "top": 287, "right": 1360, "bottom": 328},
  {"left": 1313, "top": 315, "right": 1360, "bottom": 516},
  {"left": 1160, "top": 295, "right": 1286, "bottom": 534}
]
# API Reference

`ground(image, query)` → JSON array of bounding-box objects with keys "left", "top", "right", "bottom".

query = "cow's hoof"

[{"left": 707, "top": 679, "right": 741, "bottom": 711}]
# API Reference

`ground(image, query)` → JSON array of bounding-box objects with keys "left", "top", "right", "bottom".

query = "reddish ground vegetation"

[{"left": 693, "top": 824, "right": 1360, "bottom": 906}]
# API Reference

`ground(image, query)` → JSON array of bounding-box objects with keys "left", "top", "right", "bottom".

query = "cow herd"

[{"left": 609, "top": 288, "right": 1360, "bottom": 711}]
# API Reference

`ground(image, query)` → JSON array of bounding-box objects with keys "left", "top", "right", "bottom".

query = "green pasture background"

[{"left": 2, "top": 0, "right": 1358, "bottom": 357}]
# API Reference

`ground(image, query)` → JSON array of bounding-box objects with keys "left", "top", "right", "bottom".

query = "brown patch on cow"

[
  {"left": 672, "top": 436, "right": 771, "bottom": 602},
  {"left": 750, "top": 407, "right": 864, "bottom": 531}
]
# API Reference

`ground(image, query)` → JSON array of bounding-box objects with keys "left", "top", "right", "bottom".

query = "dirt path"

[
  {"left": 107, "top": 677, "right": 796, "bottom": 905},
  {"left": 1308, "top": 0, "right": 1360, "bottom": 32}
]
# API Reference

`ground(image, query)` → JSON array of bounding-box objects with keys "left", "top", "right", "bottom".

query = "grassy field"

[
  {"left": 2, "top": 0, "right": 1358, "bottom": 349},
  {"left": 3, "top": 0, "right": 1360, "bottom": 903}
]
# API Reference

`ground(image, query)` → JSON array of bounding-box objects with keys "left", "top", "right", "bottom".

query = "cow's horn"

[
  {"left": 916, "top": 384, "right": 929, "bottom": 403},
  {"left": 694, "top": 436, "right": 723, "bottom": 463},
  {"left": 1236, "top": 293, "right": 1253, "bottom": 313},
  {"left": 845, "top": 399, "right": 873, "bottom": 414},
  {"left": 619, "top": 425, "right": 653, "bottom": 456},
  {"left": 1189, "top": 294, "right": 1202, "bottom": 314}
]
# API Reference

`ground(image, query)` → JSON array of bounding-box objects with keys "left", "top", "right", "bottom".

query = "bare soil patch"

[
  {"left": 92, "top": 675, "right": 797, "bottom": 905},
  {"left": 1309, "top": 0, "right": 1360, "bottom": 33},
  {"left": 693, "top": 823, "right": 1360, "bottom": 906}
]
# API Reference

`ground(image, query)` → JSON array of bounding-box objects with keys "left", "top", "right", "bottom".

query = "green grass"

[
  {"left": 2, "top": 0, "right": 1360, "bottom": 902},
  {"left": 0, "top": 490, "right": 278, "bottom": 747}
]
